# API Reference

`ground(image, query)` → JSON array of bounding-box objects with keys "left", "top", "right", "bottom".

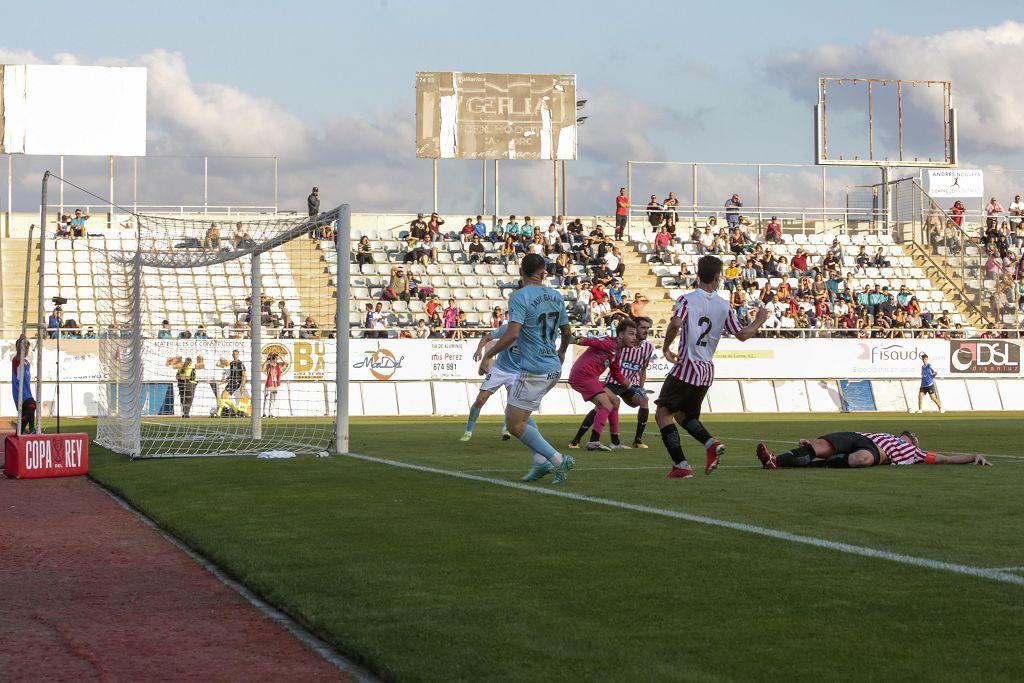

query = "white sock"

[
  {"left": 704, "top": 438, "right": 717, "bottom": 448},
  {"left": 548, "top": 452, "right": 565, "bottom": 468},
  {"left": 675, "top": 460, "right": 691, "bottom": 469},
  {"left": 533, "top": 452, "right": 546, "bottom": 466}
]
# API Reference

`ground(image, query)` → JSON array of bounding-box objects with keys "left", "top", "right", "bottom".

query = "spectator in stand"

[
  {"left": 386, "top": 266, "right": 412, "bottom": 302},
  {"left": 647, "top": 195, "right": 663, "bottom": 230},
  {"left": 765, "top": 216, "right": 782, "bottom": 243},
  {"left": 615, "top": 188, "right": 630, "bottom": 240},
  {"left": 725, "top": 194, "right": 742, "bottom": 228},
  {"left": 427, "top": 212, "right": 446, "bottom": 239},
  {"left": 985, "top": 197, "right": 1004, "bottom": 231},
  {"left": 56, "top": 214, "right": 71, "bottom": 239},
  {"left": 307, "top": 187, "right": 320, "bottom": 217},
  {"left": 425, "top": 295, "right": 441, "bottom": 320},
  {"left": 452, "top": 311, "right": 469, "bottom": 340},
  {"left": 47, "top": 308, "right": 62, "bottom": 339},
  {"left": 204, "top": 222, "right": 222, "bottom": 250},
  {"left": 949, "top": 200, "right": 966, "bottom": 227},
  {"left": 741, "top": 259, "right": 759, "bottom": 287},
  {"left": 178, "top": 328, "right": 193, "bottom": 340},
  {"left": 791, "top": 248, "right": 813, "bottom": 277},
  {"left": 500, "top": 236, "right": 518, "bottom": 265},
  {"left": 724, "top": 259, "right": 742, "bottom": 292},
  {"left": 698, "top": 226, "right": 716, "bottom": 255},
  {"left": 410, "top": 213, "right": 427, "bottom": 239},
  {"left": 992, "top": 283, "right": 1013, "bottom": 321},
  {"left": 1009, "top": 195, "right": 1024, "bottom": 236},
  {"left": 491, "top": 306, "right": 507, "bottom": 328},
  {"left": 490, "top": 219, "right": 505, "bottom": 242},
  {"left": 300, "top": 315, "right": 320, "bottom": 339},
  {"left": 654, "top": 225, "right": 672, "bottom": 263},
  {"left": 232, "top": 222, "right": 246, "bottom": 249},
  {"left": 826, "top": 271, "right": 843, "bottom": 302},
  {"left": 505, "top": 215, "right": 520, "bottom": 238},
  {"left": 608, "top": 279, "right": 627, "bottom": 309},
  {"left": 83, "top": 326, "right": 97, "bottom": 339},
  {"left": 872, "top": 247, "right": 891, "bottom": 268},
  {"left": 421, "top": 233, "right": 437, "bottom": 264},
  {"left": 195, "top": 324, "right": 209, "bottom": 339},
  {"left": 443, "top": 299, "right": 461, "bottom": 337},
  {"left": 826, "top": 239, "right": 845, "bottom": 267},
  {"left": 468, "top": 235, "right": 487, "bottom": 263},
  {"left": 70, "top": 209, "right": 90, "bottom": 239},
  {"left": 662, "top": 191, "right": 679, "bottom": 233},
  {"left": 554, "top": 251, "right": 575, "bottom": 285},
  {"left": 630, "top": 293, "right": 649, "bottom": 318},
  {"left": 355, "top": 236, "right": 374, "bottom": 272},
  {"left": 157, "top": 320, "right": 173, "bottom": 339},
  {"left": 414, "top": 319, "right": 430, "bottom": 338},
  {"left": 776, "top": 256, "right": 792, "bottom": 279},
  {"left": 606, "top": 247, "right": 626, "bottom": 278},
  {"left": 529, "top": 234, "right": 546, "bottom": 256},
  {"left": 729, "top": 227, "right": 747, "bottom": 255},
  {"left": 460, "top": 218, "right": 475, "bottom": 242},
  {"left": 521, "top": 216, "right": 535, "bottom": 234},
  {"left": 573, "top": 284, "right": 593, "bottom": 322},
  {"left": 402, "top": 234, "right": 423, "bottom": 265},
  {"left": 474, "top": 216, "right": 488, "bottom": 239}
]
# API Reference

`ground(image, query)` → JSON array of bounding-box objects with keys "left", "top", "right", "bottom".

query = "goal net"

[{"left": 91, "top": 207, "right": 347, "bottom": 458}]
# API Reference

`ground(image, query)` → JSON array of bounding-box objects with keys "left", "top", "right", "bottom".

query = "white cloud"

[{"left": 767, "top": 21, "right": 1024, "bottom": 156}]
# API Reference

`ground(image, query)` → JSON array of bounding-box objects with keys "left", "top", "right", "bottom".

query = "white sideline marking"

[
  {"left": 463, "top": 464, "right": 761, "bottom": 472},
  {"left": 344, "top": 452, "right": 1024, "bottom": 588},
  {"left": 989, "top": 566, "right": 1024, "bottom": 572}
]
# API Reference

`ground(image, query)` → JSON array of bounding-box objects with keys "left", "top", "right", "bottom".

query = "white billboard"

[
  {"left": 927, "top": 169, "right": 983, "bottom": 198},
  {"left": 1, "top": 65, "right": 146, "bottom": 156}
]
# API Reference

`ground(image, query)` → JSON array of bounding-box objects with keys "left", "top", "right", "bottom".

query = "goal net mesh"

[{"left": 93, "top": 208, "right": 341, "bottom": 458}]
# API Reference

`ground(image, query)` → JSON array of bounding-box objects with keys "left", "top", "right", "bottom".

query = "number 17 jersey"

[
  {"left": 669, "top": 289, "right": 742, "bottom": 387},
  {"left": 508, "top": 284, "right": 568, "bottom": 375}
]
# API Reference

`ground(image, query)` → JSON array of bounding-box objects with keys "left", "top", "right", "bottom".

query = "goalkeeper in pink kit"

[{"left": 568, "top": 319, "right": 637, "bottom": 450}]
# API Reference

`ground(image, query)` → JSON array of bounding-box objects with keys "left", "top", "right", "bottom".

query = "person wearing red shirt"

[
  {"left": 614, "top": 187, "right": 630, "bottom": 241},
  {"left": 568, "top": 320, "right": 637, "bottom": 450},
  {"left": 949, "top": 201, "right": 966, "bottom": 227},
  {"left": 263, "top": 353, "right": 283, "bottom": 418},
  {"left": 590, "top": 282, "right": 607, "bottom": 305},
  {"left": 765, "top": 216, "right": 782, "bottom": 242}
]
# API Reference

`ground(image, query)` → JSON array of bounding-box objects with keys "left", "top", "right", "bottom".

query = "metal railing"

[{"left": 627, "top": 205, "right": 888, "bottom": 241}]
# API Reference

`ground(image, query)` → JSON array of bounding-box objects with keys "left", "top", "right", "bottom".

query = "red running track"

[{"left": 0, "top": 475, "right": 346, "bottom": 682}]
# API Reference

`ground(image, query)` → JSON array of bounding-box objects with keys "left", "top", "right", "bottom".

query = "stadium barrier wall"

[{"left": 3, "top": 337, "right": 1022, "bottom": 417}]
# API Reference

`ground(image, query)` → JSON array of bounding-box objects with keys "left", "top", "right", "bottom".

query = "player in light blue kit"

[
  {"left": 914, "top": 353, "right": 944, "bottom": 414},
  {"left": 481, "top": 254, "right": 575, "bottom": 483},
  {"left": 461, "top": 321, "right": 517, "bottom": 441}
]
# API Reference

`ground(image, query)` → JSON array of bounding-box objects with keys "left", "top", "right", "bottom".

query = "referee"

[{"left": 915, "top": 353, "right": 944, "bottom": 414}]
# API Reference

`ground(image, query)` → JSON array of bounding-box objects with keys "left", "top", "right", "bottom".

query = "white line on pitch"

[
  {"left": 462, "top": 464, "right": 761, "bottom": 472},
  {"left": 989, "top": 566, "right": 1024, "bottom": 572},
  {"left": 343, "top": 452, "right": 1024, "bottom": 588}
]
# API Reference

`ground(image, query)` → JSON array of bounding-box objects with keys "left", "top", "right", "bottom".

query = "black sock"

[
  {"left": 611, "top": 433, "right": 621, "bottom": 445},
  {"left": 825, "top": 453, "right": 850, "bottom": 468},
  {"left": 660, "top": 424, "right": 685, "bottom": 465},
  {"left": 634, "top": 407, "right": 649, "bottom": 443},
  {"left": 573, "top": 409, "right": 597, "bottom": 444},
  {"left": 776, "top": 444, "right": 816, "bottom": 468},
  {"left": 682, "top": 418, "right": 713, "bottom": 446},
  {"left": 590, "top": 429, "right": 601, "bottom": 443}
]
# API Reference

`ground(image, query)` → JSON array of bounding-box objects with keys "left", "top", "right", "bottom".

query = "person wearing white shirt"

[
  {"left": 699, "top": 228, "right": 716, "bottom": 254},
  {"left": 1009, "top": 195, "right": 1023, "bottom": 229}
]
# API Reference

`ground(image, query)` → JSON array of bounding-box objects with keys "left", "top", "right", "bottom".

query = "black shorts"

[
  {"left": 615, "top": 215, "right": 627, "bottom": 228},
  {"left": 224, "top": 381, "right": 242, "bottom": 395},
  {"left": 655, "top": 375, "right": 707, "bottom": 419},
  {"left": 919, "top": 384, "right": 937, "bottom": 395},
  {"left": 819, "top": 432, "right": 880, "bottom": 461}
]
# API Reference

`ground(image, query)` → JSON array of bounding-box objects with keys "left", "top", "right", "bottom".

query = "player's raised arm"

[
  {"left": 733, "top": 305, "right": 769, "bottom": 342},
  {"left": 473, "top": 330, "right": 494, "bottom": 362}
]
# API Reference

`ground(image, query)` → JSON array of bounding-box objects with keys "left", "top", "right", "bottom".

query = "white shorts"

[
  {"left": 480, "top": 365, "right": 519, "bottom": 394},
  {"left": 507, "top": 371, "right": 560, "bottom": 412}
]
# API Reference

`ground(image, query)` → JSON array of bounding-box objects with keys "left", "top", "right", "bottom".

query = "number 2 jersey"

[
  {"left": 669, "top": 289, "right": 742, "bottom": 387},
  {"left": 508, "top": 285, "right": 568, "bottom": 375}
]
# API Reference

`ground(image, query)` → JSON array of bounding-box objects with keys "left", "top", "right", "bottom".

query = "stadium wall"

[{"left": 2, "top": 338, "right": 1022, "bottom": 417}]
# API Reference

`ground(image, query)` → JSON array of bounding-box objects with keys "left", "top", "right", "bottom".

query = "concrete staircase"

[
  {"left": 904, "top": 243, "right": 989, "bottom": 329},
  {"left": 1, "top": 239, "right": 39, "bottom": 333},
  {"left": 280, "top": 238, "right": 336, "bottom": 327},
  {"left": 618, "top": 241, "right": 675, "bottom": 325}
]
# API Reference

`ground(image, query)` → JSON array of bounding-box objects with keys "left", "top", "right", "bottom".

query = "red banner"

[{"left": 4, "top": 433, "right": 89, "bottom": 479}]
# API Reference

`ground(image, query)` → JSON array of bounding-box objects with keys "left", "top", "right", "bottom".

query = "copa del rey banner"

[
  {"left": 52, "top": 337, "right": 1024, "bottom": 384},
  {"left": 927, "top": 169, "right": 984, "bottom": 198}
]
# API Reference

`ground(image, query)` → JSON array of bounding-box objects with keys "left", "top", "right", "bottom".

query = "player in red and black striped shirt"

[{"left": 756, "top": 431, "right": 991, "bottom": 469}]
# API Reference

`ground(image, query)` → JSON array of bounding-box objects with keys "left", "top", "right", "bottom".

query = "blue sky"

[{"left": 5, "top": 1, "right": 1024, "bottom": 214}]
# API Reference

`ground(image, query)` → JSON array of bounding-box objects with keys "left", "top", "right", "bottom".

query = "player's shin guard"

[
  {"left": 573, "top": 409, "right": 597, "bottom": 444},
  {"left": 659, "top": 424, "right": 686, "bottom": 465},
  {"left": 465, "top": 404, "right": 482, "bottom": 432},
  {"left": 776, "top": 444, "right": 816, "bottom": 468},
  {"left": 824, "top": 453, "right": 851, "bottom": 468},
  {"left": 634, "top": 407, "right": 649, "bottom": 443},
  {"left": 682, "top": 418, "right": 713, "bottom": 446}
]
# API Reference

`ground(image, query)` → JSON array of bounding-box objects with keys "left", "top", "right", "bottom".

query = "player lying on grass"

[
  {"left": 566, "top": 318, "right": 637, "bottom": 451},
  {"left": 657, "top": 255, "right": 769, "bottom": 479},
  {"left": 756, "top": 431, "right": 992, "bottom": 469},
  {"left": 461, "top": 322, "right": 517, "bottom": 441},
  {"left": 570, "top": 316, "right": 655, "bottom": 450},
  {"left": 481, "top": 253, "right": 575, "bottom": 484}
]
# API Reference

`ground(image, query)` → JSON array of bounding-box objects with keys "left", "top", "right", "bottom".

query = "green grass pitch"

[{"left": 74, "top": 413, "right": 1024, "bottom": 682}]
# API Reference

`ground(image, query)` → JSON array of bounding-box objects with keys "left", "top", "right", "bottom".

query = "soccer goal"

[{"left": 78, "top": 202, "right": 352, "bottom": 458}]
